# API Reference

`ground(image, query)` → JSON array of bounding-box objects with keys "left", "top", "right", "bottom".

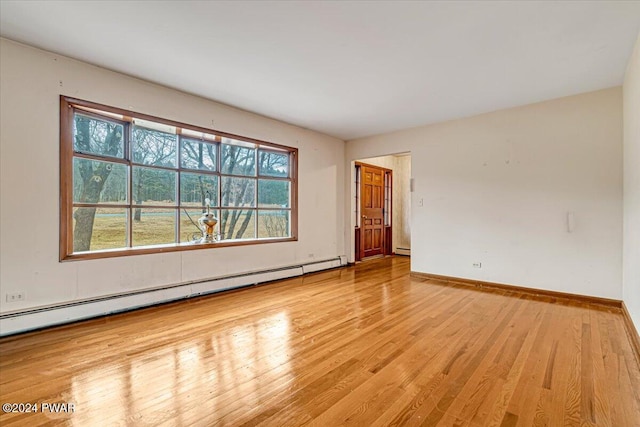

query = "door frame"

[{"left": 354, "top": 162, "right": 393, "bottom": 261}]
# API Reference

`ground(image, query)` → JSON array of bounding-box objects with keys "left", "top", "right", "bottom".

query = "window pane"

[
  {"left": 181, "top": 138, "right": 217, "bottom": 171},
  {"left": 132, "top": 166, "right": 176, "bottom": 205},
  {"left": 132, "top": 208, "right": 176, "bottom": 247},
  {"left": 73, "top": 207, "right": 127, "bottom": 252},
  {"left": 258, "top": 210, "right": 290, "bottom": 238},
  {"left": 180, "top": 208, "right": 219, "bottom": 243},
  {"left": 258, "top": 180, "right": 289, "bottom": 208},
  {"left": 180, "top": 173, "right": 218, "bottom": 207},
  {"left": 73, "top": 158, "right": 127, "bottom": 204},
  {"left": 74, "top": 114, "right": 124, "bottom": 158},
  {"left": 259, "top": 151, "right": 289, "bottom": 177},
  {"left": 219, "top": 209, "right": 256, "bottom": 240},
  {"left": 221, "top": 177, "right": 255, "bottom": 207},
  {"left": 132, "top": 125, "right": 177, "bottom": 167},
  {"left": 221, "top": 144, "right": 256, "bottom": 176}
]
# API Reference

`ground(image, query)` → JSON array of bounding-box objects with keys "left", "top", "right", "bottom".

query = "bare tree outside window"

[
  {"left": 132, "top": 126, "right": 177, "bottom": 221},
  {"left": 72, "top": 115, "right": 124, "bottom": 252},
  {"left": 219, "top": 144, "right": 256, "bottom": 239}
]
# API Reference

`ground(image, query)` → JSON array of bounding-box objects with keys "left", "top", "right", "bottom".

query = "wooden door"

[{"left": 360, "top": 164, "right": 386, "bottom": 259}]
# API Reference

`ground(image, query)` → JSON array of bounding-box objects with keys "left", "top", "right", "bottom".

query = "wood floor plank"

[
  {"left": 1, "top": 257, "right": 639, "bottom": 426},
  {"left": 484, "top": 301, "right": 545, "bottom": 427},
  {"left": 589, "top": 311, "right": 612, "bottom": 426}
]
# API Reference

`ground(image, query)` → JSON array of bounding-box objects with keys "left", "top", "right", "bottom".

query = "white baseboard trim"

[{"left": 0, "top": 256, "right": 346, "bottom": 337}]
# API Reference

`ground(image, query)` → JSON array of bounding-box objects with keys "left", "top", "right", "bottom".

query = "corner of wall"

[{"left": 623, "top": 32, "right": 640, "bottom": 334}]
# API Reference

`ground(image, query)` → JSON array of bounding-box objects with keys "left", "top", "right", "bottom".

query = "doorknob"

[{"left": 362, "top": 215, "right": 368, "bottom": 219}]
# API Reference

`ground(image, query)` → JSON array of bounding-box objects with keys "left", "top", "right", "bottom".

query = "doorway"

[{"left": 355, "top": 162, "right": 392, "bottom": 261}]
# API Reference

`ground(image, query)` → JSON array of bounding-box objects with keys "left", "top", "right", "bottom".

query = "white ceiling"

[{"left": 1, "top": 1, "right": 639, "bottom": 140}]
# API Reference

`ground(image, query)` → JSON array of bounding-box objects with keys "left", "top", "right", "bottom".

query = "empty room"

[{"left": 1, "top": 1, "right": 639, "bottom": 426}]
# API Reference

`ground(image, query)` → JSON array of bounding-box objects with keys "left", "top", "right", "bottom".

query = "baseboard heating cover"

[
  {"left": 0, "top": 256, "right": 346, "bottom": 336},
  {"left": 395, "top": 247, "right": 411, "bottom": 256}
]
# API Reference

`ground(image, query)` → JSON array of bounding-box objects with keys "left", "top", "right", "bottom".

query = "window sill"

[{"left": 60, "top": 236, "right": 298, "bottom": 262}]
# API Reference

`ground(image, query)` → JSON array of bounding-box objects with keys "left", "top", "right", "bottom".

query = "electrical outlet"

[
  {"left": 472, "top": 262, "right": 482, "bottom": 268},
  {"left": 6, "top": 292, "right": 25, "bottom": 303}
]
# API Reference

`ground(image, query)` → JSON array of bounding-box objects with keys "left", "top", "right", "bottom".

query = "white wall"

[
  {"left": 623, "top": 33, "right": 640, "bottom": 331},
  {"left": 394, "top": 155, "right": 411, "bottom": 251},
  {"left": 353, "top": 154, "right": 411, "bottom": 253},
  {"left": 347, "top": 88, "right": 623, "bottom": 299},
  {"left": 0, "top": 38, "right": 346, "bottom": 316}
]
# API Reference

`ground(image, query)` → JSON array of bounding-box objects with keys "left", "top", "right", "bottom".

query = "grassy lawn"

[{"left": 77, "top": 209, "right": 286, "bottom": 251}]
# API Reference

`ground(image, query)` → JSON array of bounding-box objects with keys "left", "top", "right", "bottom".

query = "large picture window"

[{"left": 60, "top": 97, "right": 297, "bottom": 260}]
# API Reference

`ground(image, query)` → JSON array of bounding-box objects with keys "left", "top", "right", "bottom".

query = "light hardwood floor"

[{"left": 1, "top": 257, "right": 639, "bottom": 426}]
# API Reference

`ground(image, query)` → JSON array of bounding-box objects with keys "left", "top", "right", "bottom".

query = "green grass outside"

[{"left": 75, "top": 208, "right": 287, "bottom": 251}]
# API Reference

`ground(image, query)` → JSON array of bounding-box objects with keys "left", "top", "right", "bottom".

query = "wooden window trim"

[{"left": 60, "top": 96, "right": 298, "bottom": 262}]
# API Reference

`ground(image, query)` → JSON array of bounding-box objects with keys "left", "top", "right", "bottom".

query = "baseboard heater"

[
  {"left": 0, "top": 256, "right": 347, "bottom": 337},
  {"left": 395, "top": 247, "right": 411, "bottom": 256}
]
